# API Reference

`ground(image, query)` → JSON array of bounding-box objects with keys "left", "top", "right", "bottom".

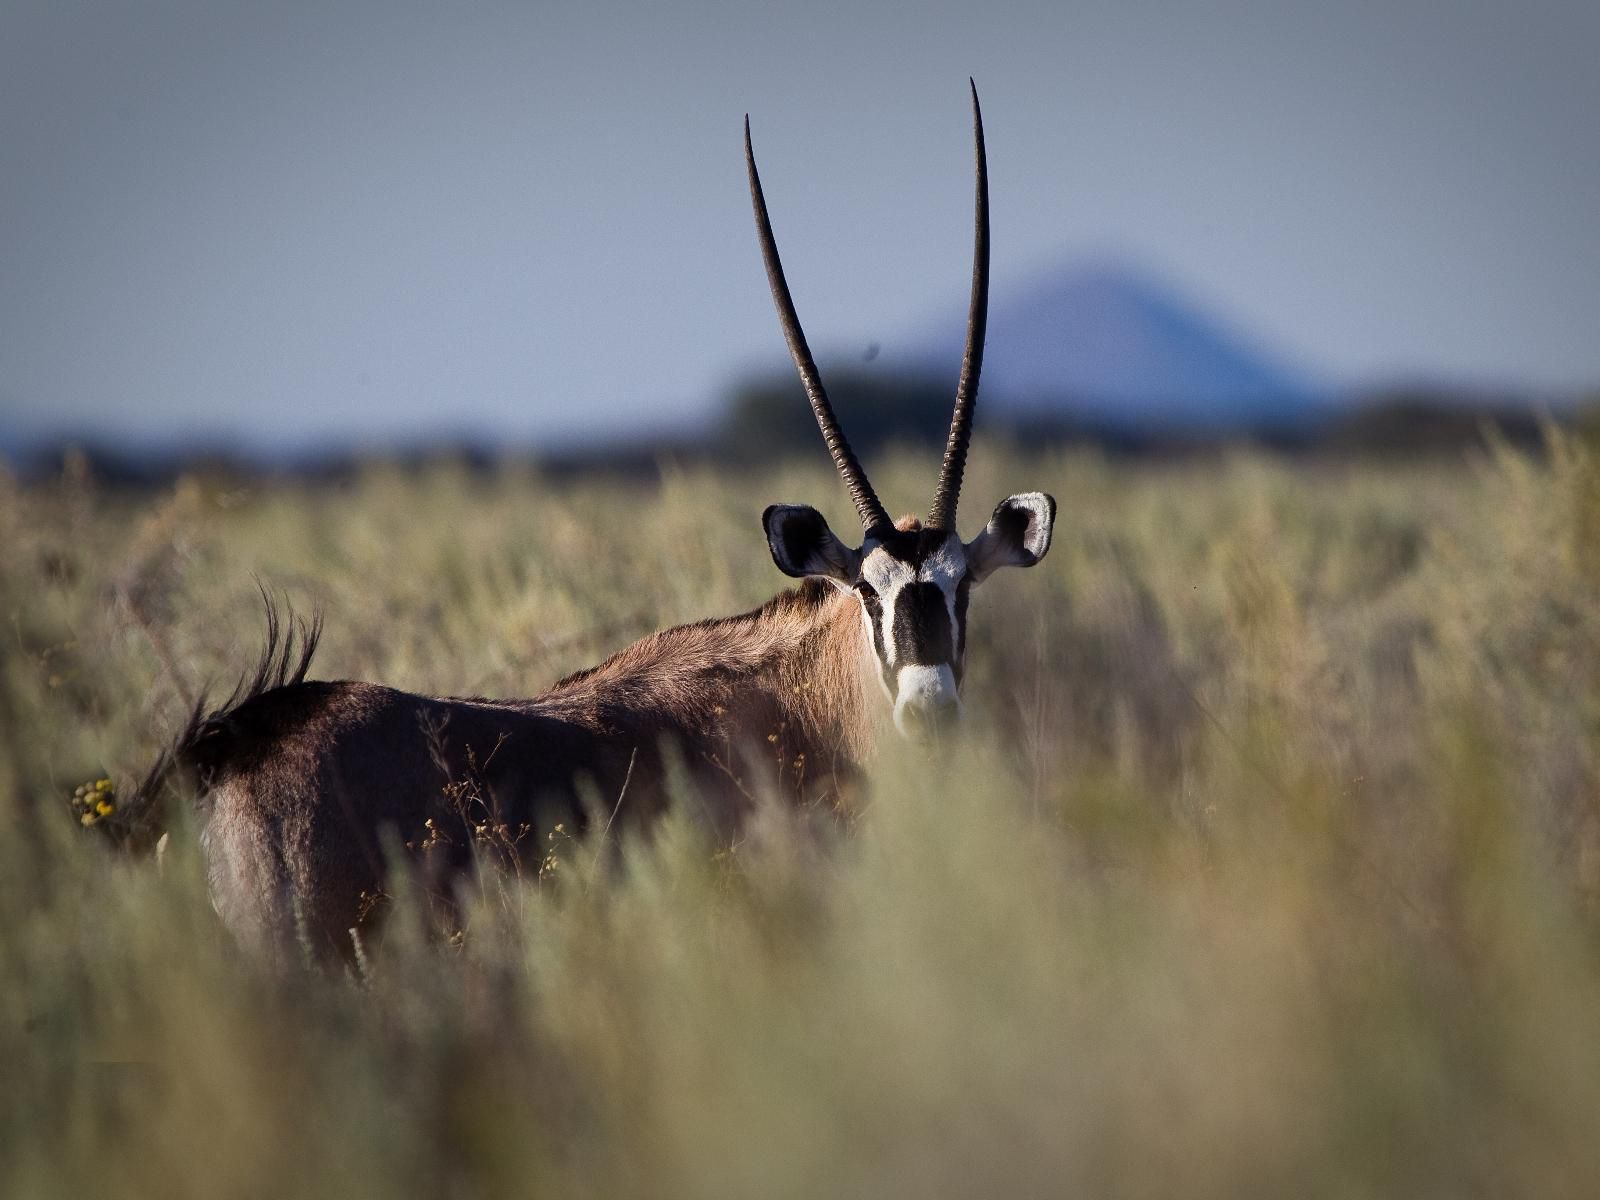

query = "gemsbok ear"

[
  {"left": 763, "top": 505, "right": 862, "bottom": 583},
  {"left": 966, "top": 492, "right": 1056, "bottom": 581}
]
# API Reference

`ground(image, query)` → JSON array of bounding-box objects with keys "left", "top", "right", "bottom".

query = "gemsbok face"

[
  {"left": 763, "top": 499, "right": 1054, "bottom": 736},
  {"left": 747, "top": 81, "right": 1056, "bottom": 737}
]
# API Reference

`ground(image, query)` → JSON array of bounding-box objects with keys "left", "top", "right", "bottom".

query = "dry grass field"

[{"left": 4, "top": 433, "right": 1600, "bottom": 1197}]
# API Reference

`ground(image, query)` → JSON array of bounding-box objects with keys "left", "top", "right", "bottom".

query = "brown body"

[{"left": 185, "top": 580, "right": 872, "bottom": 961}]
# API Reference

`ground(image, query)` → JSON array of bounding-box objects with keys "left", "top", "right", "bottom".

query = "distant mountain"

[{"left": 886, "top": 260, "right": 1327, "bottom": 434}]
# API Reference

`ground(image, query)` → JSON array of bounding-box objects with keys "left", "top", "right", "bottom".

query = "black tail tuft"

[
  {"left": 127, "top": 588, "right": 323, "bottom": 829},
  {"left": 223, "top": 581, "right": 324, "bottom": 717}
]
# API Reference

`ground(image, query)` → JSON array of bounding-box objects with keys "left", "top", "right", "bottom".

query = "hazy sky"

[{"left": 3, "top": 0, "right": 1598, "bottom": 452}]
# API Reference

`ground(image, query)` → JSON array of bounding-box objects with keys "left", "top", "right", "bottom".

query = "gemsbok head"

[
  {"left": 123, "top": 83, "right": 1056, "bottom": 965},
  {"left": 748, "top": 81, "right": 1055, "bottom": 738}
]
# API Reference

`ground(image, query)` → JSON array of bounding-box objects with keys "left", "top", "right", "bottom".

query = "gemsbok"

[{"left": 132, "top": 83, "right": 1055, "bottom": 962}]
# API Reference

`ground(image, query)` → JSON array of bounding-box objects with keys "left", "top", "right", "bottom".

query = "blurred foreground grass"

[{"left": 3, "top": 436, "right": 1600, "bottom": 1197}]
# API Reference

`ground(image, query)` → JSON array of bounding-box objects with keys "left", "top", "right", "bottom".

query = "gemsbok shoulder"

[{"left": 133, "top": 83, "right": 1055, "bottom": 962}]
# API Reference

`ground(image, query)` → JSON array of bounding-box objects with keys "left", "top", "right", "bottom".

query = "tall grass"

[{"left": 3, "top": 435, "right": 1599, "bottom": 1197}]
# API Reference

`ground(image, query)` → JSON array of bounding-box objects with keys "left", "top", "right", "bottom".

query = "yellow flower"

[
  {"left": 80, "top": 813, "right": 96, "bottom": 827},
  {"left": 96, "top": 800, "right": 115, "bottom": 817}
]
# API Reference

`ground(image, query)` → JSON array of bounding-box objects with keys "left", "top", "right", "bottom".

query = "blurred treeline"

[
  {"left": 10, "top": 375, "right": 1596, "bottom": 487},
  {"left": 720, "top": 373, "right": 1589, "bottom": 458}
]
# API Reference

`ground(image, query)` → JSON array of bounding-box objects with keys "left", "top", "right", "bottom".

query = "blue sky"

[{"left": 3, "top": 0, "right": 1598, "bottom": 452}]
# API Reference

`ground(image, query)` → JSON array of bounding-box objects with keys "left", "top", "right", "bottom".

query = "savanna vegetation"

[{"left": 4, "top": 432, "right": 1600, "bottom": 1197}]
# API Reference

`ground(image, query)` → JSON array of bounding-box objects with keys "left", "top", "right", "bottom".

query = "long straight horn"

[
  {"left": 928, "top": 80, "right": 989, "bottom": 532},
  {"left": 745, "top": 116, "right": 892, "bottom": 536}
]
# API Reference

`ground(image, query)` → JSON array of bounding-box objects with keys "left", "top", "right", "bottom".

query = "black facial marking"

[
  {"left": 953, "top": 574, "right": 972, "bottom": 684},
  {"left": 875, "top": 526, "right": 957, "bottom": 568},
  {"left": 893, "top": 582, "right": 954, "bottom": 667},
  {"left": 856, "top": 583, "right": 894, "bottom": 696}
]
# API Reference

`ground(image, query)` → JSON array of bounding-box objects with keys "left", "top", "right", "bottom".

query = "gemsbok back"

[{"left": 134, "top": 83, "right": 1055, "bottom": 963}]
